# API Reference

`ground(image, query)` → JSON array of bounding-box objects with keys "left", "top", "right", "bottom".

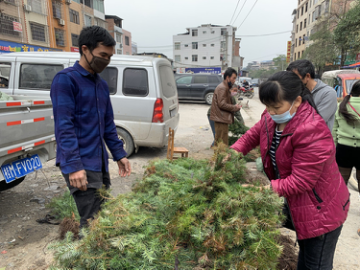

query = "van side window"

[
  {"left": 159, "top": 66, "right": 177, "bottom": 98},
  {"left": 0, "top": 62, "right": 11, "bottom": 89},
  {"left": 20, "top": 64, "right": 63, "bottom": 90},
  {"left": 123, "top": 68, "right": 149, "bottom": 97},
  {"left": 99, "top": 67, "right": 118, "bottom": 95}
]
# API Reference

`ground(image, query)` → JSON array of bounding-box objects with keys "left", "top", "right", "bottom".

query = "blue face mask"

[{"left": 270, "top": 102, "right": 296, "bottom": 124}]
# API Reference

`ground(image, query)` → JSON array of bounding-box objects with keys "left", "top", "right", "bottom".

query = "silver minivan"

[{"left": 0, "top": 52, "right": 180, "bottom": 156}]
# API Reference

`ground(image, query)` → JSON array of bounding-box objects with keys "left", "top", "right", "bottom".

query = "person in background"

[
  {"left": 230, "top": 71, "right": 349, "bottom": 269},
  {"left": 332, "top": 81, "right": 360, "bottom": 216},
  {"left": 210, "top": 68, "right": 241, "bottom": 146},
  {"left": 242, "top": 79, "right": 250, "bottom": 88},
  {"left": 51, "top": 26, "right": 131, "bottom": 229},
  {"left": 207, "top": 85, "right": 244, "bottom": 147},
  {"left": 287, "top": 60, "right": 337, "bottom": 131}
]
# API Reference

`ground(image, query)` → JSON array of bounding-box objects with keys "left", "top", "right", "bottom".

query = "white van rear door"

[{"left": 158, "top": 65, "right": 178, "bottom": 121}]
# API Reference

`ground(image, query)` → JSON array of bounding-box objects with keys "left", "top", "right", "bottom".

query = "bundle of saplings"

[
  {"left": 228, "top": 120, "right": 249, "bottom": 146},
  {"left": 49, "top": 146, "right": 285, "bottom": 270}
]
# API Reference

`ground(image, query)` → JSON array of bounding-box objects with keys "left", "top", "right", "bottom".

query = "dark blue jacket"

[{"left": 50, "top": 61, "right": 127, "bottom": 174}]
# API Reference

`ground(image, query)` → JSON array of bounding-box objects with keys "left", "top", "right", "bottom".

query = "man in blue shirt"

[{"left": 51, "top": 26, "right": 131, "bottom": 228}]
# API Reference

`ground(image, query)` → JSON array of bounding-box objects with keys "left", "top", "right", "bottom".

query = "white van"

[{"left": 0, "top": 52, "right": 180, "bottom": 156}]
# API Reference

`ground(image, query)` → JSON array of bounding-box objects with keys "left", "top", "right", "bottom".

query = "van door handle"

[
  {"left": 203, "top": 84, "right": 209, "bottom": 87},
  {"left": 186, "top": 84, "right": 191, "bottom": 87}
]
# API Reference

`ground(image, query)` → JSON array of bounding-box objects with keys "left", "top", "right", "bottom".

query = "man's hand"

[
  {"left": 235, "top": 104, "right": 242, "bottom": 111},
  {"left": 117, "top": 158, "right": 131, "bottom": 177},
  {"left": 69, "top": 170, "right": 88, "bottom": 191}
]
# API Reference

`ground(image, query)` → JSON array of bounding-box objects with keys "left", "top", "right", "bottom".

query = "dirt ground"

[{"left": 0, "top": 92, "right": 359, "bottom": 269}]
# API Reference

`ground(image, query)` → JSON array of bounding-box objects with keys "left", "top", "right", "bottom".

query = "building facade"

[
  {"left": 173, "top": 24, "right": 240, "bottom": 71},
  {"left": 122, "top": 29, "right": 131, "bottom": 55},
  {"left": 105, "top": 15, "right": 123, "bottom": 55}
]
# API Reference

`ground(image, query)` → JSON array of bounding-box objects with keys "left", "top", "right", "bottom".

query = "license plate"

[
  {"left": 170, "top": 109, "right": 177, "bottom": 118},
  {"left": 1, "top": 154, "right": 42, "bottom": 183}
]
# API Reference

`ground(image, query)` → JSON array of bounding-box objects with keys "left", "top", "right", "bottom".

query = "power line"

[
  {"left": 232, "top": 0, "right": 248, "bottom": 26},
  {"left": 238, "top": 0, "right": 259, "bottom": 29},
  {"left": 229, "top": 0, "right": 241, "bottom": 25},
  {"left": 236, "top": 30, "right": 291, "bottom": 37}
]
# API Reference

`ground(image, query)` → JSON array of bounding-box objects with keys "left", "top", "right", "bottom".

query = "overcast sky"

[{"left": 105, "top": 0, "right": 297, "bottom": 66}]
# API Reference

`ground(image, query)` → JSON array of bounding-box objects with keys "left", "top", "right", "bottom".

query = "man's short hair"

[
  {"left": 78, "top": 26, "right": 116, "bottom": 55},
  {"left": 286, "top": 59, "right": 315, "bottom": 79},
  {"left": 224, "top": 68, "right": 237, "bottom": 80}
]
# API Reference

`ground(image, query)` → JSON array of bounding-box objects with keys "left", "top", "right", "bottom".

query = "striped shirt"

[{"left": 269, "top": 128, "right": 283, "bottom": 174}]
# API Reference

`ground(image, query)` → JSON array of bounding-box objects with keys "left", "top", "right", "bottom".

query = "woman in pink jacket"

[{"left": 231, "top": 71, "right": 349, "bottom": 270}]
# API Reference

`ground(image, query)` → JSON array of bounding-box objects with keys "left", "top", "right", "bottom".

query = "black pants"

[{"left": 297, "top": 225, "right": 342, "bottom": 270}]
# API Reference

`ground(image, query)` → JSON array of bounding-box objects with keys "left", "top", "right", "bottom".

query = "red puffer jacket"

[{"left": 231, "top": 102, "right": 349, "bottom": 240}]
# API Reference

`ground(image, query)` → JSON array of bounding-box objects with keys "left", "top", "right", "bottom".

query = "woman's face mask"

[
  {"left": 268, "top": 101, "right": 296, "bottom": 124},
  {"left": 231, "top": 91, "right": 237, "bottom": 97}
]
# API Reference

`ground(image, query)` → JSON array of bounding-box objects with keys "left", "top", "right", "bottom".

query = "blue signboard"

[
  {"left": 0, "top": 40, "right": 62, "bottom": 54},
  {"left": 185, "top": 67, "right": 221, "bottom": 74}
]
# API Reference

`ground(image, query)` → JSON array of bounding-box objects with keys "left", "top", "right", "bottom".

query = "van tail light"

[{"left": 152, "top": 98, "right": 164, "bottom": 123}]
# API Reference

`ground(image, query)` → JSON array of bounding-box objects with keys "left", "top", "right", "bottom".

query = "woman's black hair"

[
  {"left": 338, "top": 80, "right": 360, "bottom": 124},
  {"left": 259, "top": 71, "right": 318, "bottom": 112},
  {"left": 79, "top": 26, "right": 116, "bottom": 55}
]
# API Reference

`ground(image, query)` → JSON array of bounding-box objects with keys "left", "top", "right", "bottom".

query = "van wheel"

[
  {"left": 205, "top": 92, "right": 214, "bottom": 105},
  {"left": 0, "top": 176, "right": 25, "bottom": 191},
  {"left": 117, "top": 128, "right": 135, "bottom": 157}
]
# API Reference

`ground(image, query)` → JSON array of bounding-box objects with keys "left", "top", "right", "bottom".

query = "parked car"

[
  {"left": 0, "top": 52, "right": 180, "bottom": 157},
  {"left": 251, "top": 78, "right": 260, "bottom": 87},
  {"left": 0, "top": 95, "right": 56, "bottom": 191},
  {"left": 175, "top": 73, "right": 222, "bottom": 105},
  {"left": 321, "top": 70, "right": 360, "bottom": 98}
]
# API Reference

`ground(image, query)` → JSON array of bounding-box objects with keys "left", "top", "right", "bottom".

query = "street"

[{"left": 0, "top": 90, "right": 359, "bottom": 269}]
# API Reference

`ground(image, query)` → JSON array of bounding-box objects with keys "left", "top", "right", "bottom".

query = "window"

[
  {"left": 202, "top": 56, "right": 206, "bottom": 60},
  {"left": 30, "top": 22, "right": 46, "bottom": 42},
  {"left": 221, "top": 41, "right": 226, "bottom": 49},
  {"left": 209, "top": 76, "right": 220, "bottom": 83},
  {"left": 301, "top": 6, "right": 304, "bottom": 15},
  {"left": 203, "top": 31, "right": 206, "bottom": 34},
  {"left": 175, "top": 42, "right": 181, "bottom": 50},
  {"left": 210, "top": 56, "right": 214, "bottom": 60},
  {"left": 294, "top": 53, "right": 296, "bottom": 60},
  {"left": 192, "top": 29, "right": 198, "bottom": 36},
  {"left": 84, "top": 15, "right": 92, "bottom": 27},
  {"left": 304, "top": 19, "right": 307, "bottom": 28},
  {"left": 84, "top": 0, "right": 92, "bottom": 8},
  {"left": 159, "top": 66, "right": 177, "bottom": 98},
  {"left": 221, "top": 28, "right": 227, "bottom": 35},
  {"left": 305, "top": 2, "right": 308, "bottom": 12},
  {"left": 0, "top": 13, "right": 21, "bottom": 38},
  {"left": 308, "top": 14, "right": 311, "bottom": 25},
  {"left": 0, "top": 62, "right": 11, "bottom": 89},
  {"left": 185, "top": 57, "right": 188, "bottom": 60},
  {"left": 298, "top": 52, "right": 300, "bottom": 59},
  {"left": 211, "top": 44, "right": 215, "bottom": 47},
  {"left": 203, "top": 44, "right": 206, "bottom": 47},
  {"left": 192, "top": 42, "right": 198, "bottom": 49},
  {"left": 312, "top": 11, "right": 316, "bottom": 22},
  {"left": 302, "top": 50, "right": 304, "bottom": 57},
  {"left": 55, "top": 28, "right": 65, "bottom": 46},
  {"left": 300, "top": 22, "right": 303, "bottom": 31},
  {"left": 299, "top": 38, "right": 301, "bottom": 46},
  {"left": 20, "top": 64, "right": 63, "bottom": 90},
  {"left": 303, "top": 34, "right": 305, "bottom": 44},
  {"left": 194, "top": 76, "right": 208, "bottom": 84},
  {"left": 28, "top": 0, "right": 43, "bottom": 14},
  {"left": 297, "top": 9, "right": 300, "bottom": 18},
  {"left": 211, "top": 30, "right": 215, "bottom": 34},
  {"left": 176, "top": 76, "right": 192, "bottom": 84},
  {"left": 296, "top": 25, "right": 298, "bottom": 33},
  {"left": 192, "top": 55, "right": 198, "bottom": 62},
  {"left": 99, "top": 67, "right": 118, "bottom": 95},
  {"left": 175, "top": 55, "right": 181, "bottom": 62},
  {"left": 52, "top": 1, "right": 62, "bottom": 19},
  {"left": 116, "top": 33, "right": 122, "bottom": 43},
  {"left": 184, "top": 44, "right": 189, "bottom": 47},
  {"left": 123, "top": 69, "right": 148, "bottom": 96},
  {"left": 125, "top": 36, "right": 130, "bottom": 46},
  {"left": 71, "top": 33, "right": 79, "bottom": 47},
  {"left": 295, "top": 38, "right": 297, "bottom": 47},
  {"left": 69, "top": 9, "right": 80, "bottom": 24},
  {"left": 117, "top": 49, "right": 122, "bottom": 54},
  {"left": 93, "top": 0, "right": 105, "bottom": 13}
]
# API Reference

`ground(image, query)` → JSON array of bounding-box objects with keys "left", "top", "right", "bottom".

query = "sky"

[{"left": 104, "top": 0, "right": 298, "bottom": 66}]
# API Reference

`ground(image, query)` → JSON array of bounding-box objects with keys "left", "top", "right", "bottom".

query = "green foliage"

[
  {"left": 49, "top": 150, "right": 284, "bottom": 270},
  {"left": 47, "top": 190, "right": 80, "bottom": 221},
  {"left": 248, "top": 55, "right": 286, "bottom": 79},
  {"left": 229, "top": 120, "right": 250, "bottom": 146}
]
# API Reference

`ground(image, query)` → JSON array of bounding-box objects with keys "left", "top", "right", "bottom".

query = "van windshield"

[
  {"left": 159, "top": 65, "right": 177, "bottom": 98},
  {"left": 0, "top": 62, "right": 11, "bottom": 89}
]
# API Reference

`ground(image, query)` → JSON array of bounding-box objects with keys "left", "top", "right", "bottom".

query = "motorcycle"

[{"left": 238, "top": 85, "right": 254, "bottom": 99}]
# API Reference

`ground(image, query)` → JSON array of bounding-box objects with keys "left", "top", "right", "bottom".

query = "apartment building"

[
  {"left": 122, "top": 29, "right": 132, "bottom": 55},
  {"left": 173, "top": 24, "right": 240, "bottom": 71},
  {"left": 105, "top": 15, "right": 123, "bottom": 55}
]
